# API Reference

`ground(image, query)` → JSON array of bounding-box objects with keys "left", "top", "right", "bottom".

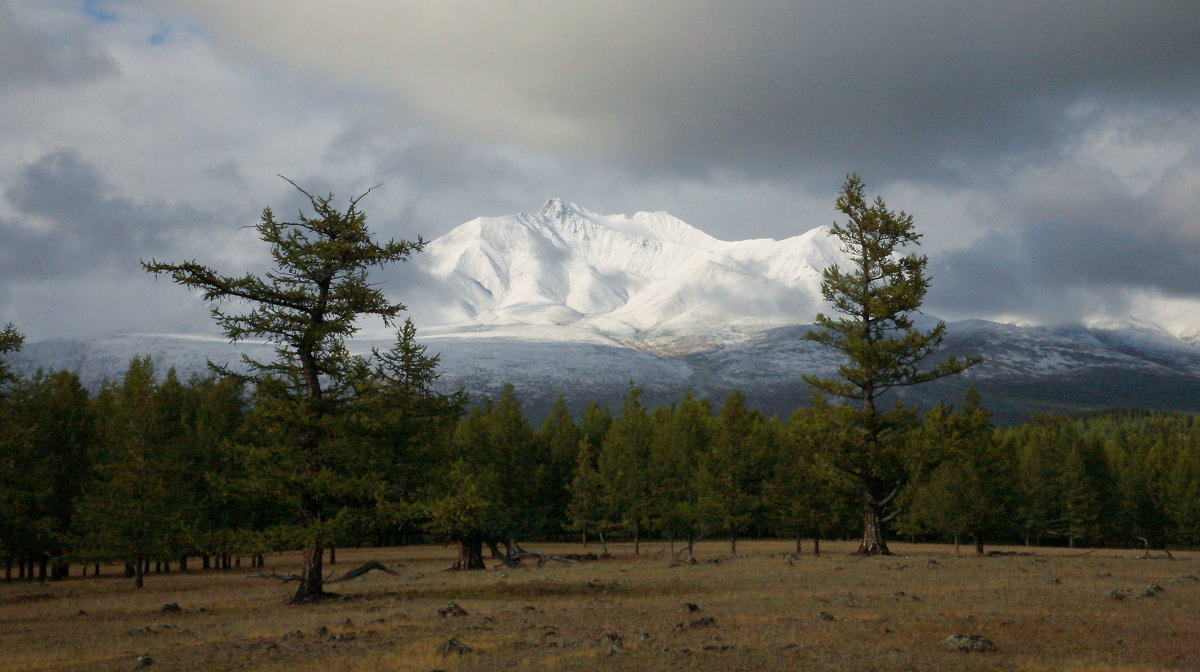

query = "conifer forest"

[{"left": 3, "top": 177, "right": 1199, "bottom": 590}]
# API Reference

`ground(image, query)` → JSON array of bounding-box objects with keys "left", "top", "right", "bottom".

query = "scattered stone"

[
  {"left": 75, "top": 610, "right": 88, "bottom": 617},
  {"left": 153, "top": 623, "right": 176, "bottom": 630},
  {"left": 337, "top": 616, "right": 354, "bottom": 627},
  {"left": 1096, "top": 572, "right": 1112, "bottom": 578},
  {"left": 196, "top": 607, "right": 210, "bottom": 614},
  {"left": 439, "top": 637, "right": 473, "bottom": 655},
  {"left": 586, "top": 579, "right": 621, "bottom": 592},
  {"left": 159, "top": 603, "right": 182, "bottom": 614},
  {"left": 1142, "top": 583, "right": 1164, "bottom": 598},
  {"left": 437, "top": 601, "right": 468, "bottom": 618},
  {"left": 1046, "top": 576, "right": 1062, "bottom": 585},
  {"left": 816, "top": 611, "right": 835, "bottom": 622},
  {"left": 261, "top": 641, "right": 279, "bottom": 651},
  {"left": 690, "top": 616, "right": 717, "bottom": 628},
  {"left": 1169, "top": 574, "right": 1198, "bottom": 583},
  {"left": 1106, "top": 589, "right": 1128, "bottom": 601},
  {"left": 314, "top": 626, "right": 330, "bottom": 637},
  {"left": 679, "top": 601, "right": 700, "bottom": 612},
  {"left": 126, "top": 625, "right": 155, "bottom": 636},
  {"left": 330, "top": 632, "right": 357, "bottom": 642},
  {"left": 283, "top": 629, "right": 304, "bottom": 640},
  {"left": 946, "top": 634, "right": 998, "bottom": 653},
  {"left": 890, "top": 591, "right": 920, "bottom": 601},
  {"left": 703, "top": 643, "right": 736, "bottom": 651},
  {"left": 601, "top": 630, "right": 622, "bottom": 655},
  {"left": 924, "top": 559, "right": 941, "bottom": 567},
  {"left": 638, "top": 631, "right": 651, "bottom": 641},
  {"left": 662, "top": 647, "right": 692, "bottom": 654},
  {"left": 135, "top": 654, "right": 154, "bottom": 667}
]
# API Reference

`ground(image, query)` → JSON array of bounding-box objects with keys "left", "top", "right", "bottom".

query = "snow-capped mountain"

[
  {"left": 11, "top": 199, "right": 1200, "bottom": 424},
  {"left": 418, "top": 198, "right": 843, "bottom": 349}
]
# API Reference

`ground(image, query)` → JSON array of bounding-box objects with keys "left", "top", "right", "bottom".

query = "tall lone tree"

[
  {"left": 804, "top": 174, "right": 979, "bottom": 555},
  {"left": 144, "top": 179, "right": 424, "bottom": 602}
]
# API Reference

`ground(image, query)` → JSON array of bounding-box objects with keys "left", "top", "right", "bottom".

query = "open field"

[{"left": 2, "top": 541, "right": 1198, "bottom": 672}]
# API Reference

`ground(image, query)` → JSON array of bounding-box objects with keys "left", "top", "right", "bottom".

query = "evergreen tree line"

[{"left": 3, "top": 343, "right": 1200, "bottom": 584}]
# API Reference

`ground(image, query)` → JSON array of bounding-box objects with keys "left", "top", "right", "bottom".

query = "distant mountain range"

[{"left": 14, "top": 199, "right": 1200, "bottom": 424}]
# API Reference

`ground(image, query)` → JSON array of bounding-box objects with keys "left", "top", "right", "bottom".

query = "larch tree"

[
  {"left": 803, "top": 174, "right": 980, "bottom": 555},
  {"left": 76, "top": 357, "right": 184, "bottom": 588},
  {"left": 598, "top": 384, "right": 653, "bottom": 555},
  {"left": 143, "top": 179, "right": 425, "bottom": 602}
]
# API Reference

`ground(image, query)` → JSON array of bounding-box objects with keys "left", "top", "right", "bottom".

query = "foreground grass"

[{"left": 2, "top": 541, "right": 1198, "bottom": 671}]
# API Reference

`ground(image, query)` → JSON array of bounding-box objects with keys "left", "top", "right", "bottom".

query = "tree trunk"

[
  {"left": 179, "top": 555, "right": 188, "bottom": 571},
  {"left": 813, "top": 535, "right": 821, "bottom": 556},
  {"left": 974, "top": 536, "right": 984, "bottom": 555},
  {"left": 291, "top": 493, "right": 327, "bottom": 603},
  {"left": 633, "top": 520, "right": 640, "bottom": 557},
  {"left": 94, "top": 563, "right": 99, "bottom": 577},
  {"left": 795, "top": 530, "right": 803, "bottom": 555},
  {"left": 202, "top": 554, "right": 210, "bottom": 570},
  {"left": 5, "top": 556, "right": 11, "bottom": 581},
  {"left": 454, "top": 534, "right": 485, "bottom": 570},
  {"left": 582, "top": 529, "right": 588, "bottom": 548},
  {"left": 328, "top": 547, "right": 336, "bottom": 565},
  {"left": 38, "top": 555, "right": 48, "bottom": 582},
  {"left": 730, "top": 527, "right": 737, "bottom": 556},
  {"left": 856, "top": 490, "right": 891, "bottom": 556},
  {"left": 954, "top": 533, "right": 961, "bottom": 557},
  {"left": 134, "top": 556, "right": 144, "bottom": 589}
]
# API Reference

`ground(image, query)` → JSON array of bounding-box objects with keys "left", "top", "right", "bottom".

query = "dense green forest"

[
  {"left": 3, "top": 177, "right": 1200, "bottom": 588},
  {"left": 2, "top": 345, "right": 1199, "bottom": 584}
]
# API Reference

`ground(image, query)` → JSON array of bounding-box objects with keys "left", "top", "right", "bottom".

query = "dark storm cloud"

[
  {"left": 0, "top": 0, "right": 115, "bottom": 89},
  {"left": 928, "top": 167, "right": 1200, "bottom": 323},
  {"left": 0, "top": 149, "right": 201, "bottom": 281},
  {"left": 166, "top": 1, "right": 1200, "bottom": 182}
]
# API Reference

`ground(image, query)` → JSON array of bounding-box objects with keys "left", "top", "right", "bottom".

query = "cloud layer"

[{"left": 1, "top": 0, "right": 1198, "bottom": 340}]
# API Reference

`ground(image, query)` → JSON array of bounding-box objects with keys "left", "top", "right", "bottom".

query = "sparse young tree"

[
  {"left": 0, "top": 323, "right": 22, "bottom": 386},
  {"left": 76, "top": 357, "right": 184, "bottom": 588},
  {"left": 598, "top": 384, "right": 653, "bottom": 555},
  {"left": 143, "top": 180, "right": 425, "bottom": 602},
  {"left": 696, "top": 391, "right": 768, "bottom": 556},
  {"left": 804, "top": 174, "right": 980, "bottom": 555},
  {"left": 535, "top": 397, "right": 582, "bottom": 537}
]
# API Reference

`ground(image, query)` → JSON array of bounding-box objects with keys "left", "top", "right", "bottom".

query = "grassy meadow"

[{"left": 1, "top": 540, "right": 1198, "bottom": 672}]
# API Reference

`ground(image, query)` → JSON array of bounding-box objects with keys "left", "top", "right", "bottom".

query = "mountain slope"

[{"left": 11, "top": 200, "right": 1200, "bottom": 424}]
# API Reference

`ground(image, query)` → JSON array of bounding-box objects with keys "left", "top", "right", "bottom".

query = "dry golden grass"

[{"left": 2, "top": 540, "right": 1198, "bottom": 671}]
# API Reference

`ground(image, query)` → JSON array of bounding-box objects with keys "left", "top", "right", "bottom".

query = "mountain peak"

[{"left": 538, "top": 197, "right": 573, "bottom": 219}]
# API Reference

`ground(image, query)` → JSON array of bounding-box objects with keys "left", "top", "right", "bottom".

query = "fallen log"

[
  {"left": 246, "top": 571, "right": 302, "bottom": 583},
  {"left": 327, "top": 561, "right": 398, "bottom": 584}
]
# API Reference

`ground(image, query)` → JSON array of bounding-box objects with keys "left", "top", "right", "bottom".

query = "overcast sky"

[{"left": 3, "top": 0, "right": 1199, "bottom": 341}]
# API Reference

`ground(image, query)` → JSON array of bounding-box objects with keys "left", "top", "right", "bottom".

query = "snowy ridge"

[{"left": 420, "top": 198, "right": 843, "bottom": 342}]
